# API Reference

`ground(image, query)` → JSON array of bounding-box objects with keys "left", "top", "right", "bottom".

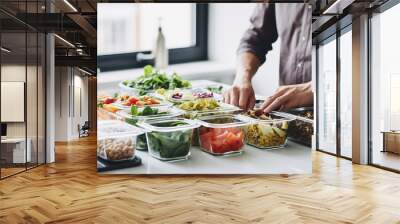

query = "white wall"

[
  {"left": 54, "top": 67, "right": 89, "bottom": 141},
  {"left": 208, "top": 3, "right": 280, "bottom": 97}
]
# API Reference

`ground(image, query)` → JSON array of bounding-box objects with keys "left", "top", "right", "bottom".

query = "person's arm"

[
  {"left": 223, "top": 3, "right": 278, "bottom": 110},
  {"left": 223, "top": 52, "right": 260, "bottom": 110}
]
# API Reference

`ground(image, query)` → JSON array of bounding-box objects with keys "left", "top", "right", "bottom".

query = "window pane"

[
  {"left": 371, "top": 3, "right": 400, "bottom": 171},
  {"left": 318, "top": 37, "right": 337, "bottom": 154},
  {"left": 340, "top": 29, "right": 352, "bottom": 158},
  {"left": 98, "top": 3, "right": 195, "bottom": 55}
]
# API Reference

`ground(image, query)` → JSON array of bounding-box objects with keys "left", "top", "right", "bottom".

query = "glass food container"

[
  {"left": 178, "top": 100, "right": 241, "bottom": 146},
  {"left": 112, "top": 95, "right": 173, "bottom": 110},
  {"left": 239, "top": 113, "right": 293, "bottom": 149},
  {"left": 97, "top": 120, "right": 144, "bottom": 161},
  {"left": 138, "top": 118, "right": 199, "bottom": 161},
  {"left": 274, "top": 107, "right": 314, "bottom": 147},
  {"left": 116, "top": 106, "right": 184, "bottom": 151},
  {"left": 196, "top": 114, "right": 249, "bottom": 156}
]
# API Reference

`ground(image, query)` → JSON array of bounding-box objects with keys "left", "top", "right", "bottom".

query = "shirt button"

[{"left": 297, "top": 63, "right": 302, "bottom": 68}]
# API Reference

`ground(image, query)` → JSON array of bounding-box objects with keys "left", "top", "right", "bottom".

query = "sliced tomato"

[
  {"left": 103, "top": 98, "right": 116, "bottom": 104},
  {"left": 128, "top": 97, "right": 139, "bottom": 105}
]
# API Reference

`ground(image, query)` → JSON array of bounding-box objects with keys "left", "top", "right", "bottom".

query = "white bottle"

[{"left": 153, "top": 22, "right": 168, "bottom": 69}]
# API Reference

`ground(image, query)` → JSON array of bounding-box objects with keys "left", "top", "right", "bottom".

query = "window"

[
  {"left": 370, "top": 2, "right": 400, "bottom": 171},
  {"left": 339, "top": 27, "right": 352, "bottom": 158},
  {"left": 97, "top": 3, "right": 208, "bottom": 72},
  {"left": 317, "top": 36, "right": 337, "bottom": 155}
]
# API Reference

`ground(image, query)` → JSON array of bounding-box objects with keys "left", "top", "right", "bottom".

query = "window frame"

[
  {"left": 314, "top": 17, "right": 353, "bottom": 161},
  {"left": 97, "top": 3, "right": 208, "bottom": 72}
]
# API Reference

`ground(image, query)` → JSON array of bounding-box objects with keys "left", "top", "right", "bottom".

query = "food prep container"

[
  {"left": 97, "top": 120, "right": 144, "bottom": 161},
  {"left": 238, "top": 113, "right": 293, "bottom": 149},
  {"left": 179, "top": 100, "right": 241, "bottom": 119},
  {"left": 116, "top": 106, "right": 184, "bottom": 151},
  {"left": 138, "top": 118, "right": 199, "bottom": 161},
  {"left": 196, "top": 114, "right": 249, "bottom": 156},
  {"left": 112, "top": 95, "right": 172, "bottom": 110},
  {"left": 178, "top": 100, "right": 241, "bottom": 146},
  {"left": 274, "top": 107, "right": 314, "bottom": 146}
]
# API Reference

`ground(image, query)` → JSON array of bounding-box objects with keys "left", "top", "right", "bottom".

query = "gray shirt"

[{"left": 238, "top": 3, "right": 312, "bottom": 85}]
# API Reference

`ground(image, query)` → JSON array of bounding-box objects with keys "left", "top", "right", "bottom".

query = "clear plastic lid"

[
  {"left": 98, "top": 120, "right": 144, "bottom": 139},
  {"left": 138, "top": 118, "right": 199, "bottom": 132},
  {"left": 237, "top": 112, "right": 294, "bottom": 124},
  {"left": 272, "top": 111, "right": 313, "bottom": 124},
  {"left": 116, "top": 106, "right": 184, "bottom": 121},
  {"left": 179, "top": 101, "right": 240, "bottom": 113},
  {"left": 196, "top": 114, "right": 249, "bottom": 128}
]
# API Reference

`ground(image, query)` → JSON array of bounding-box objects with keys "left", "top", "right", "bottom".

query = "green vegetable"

[
  {"left": 144, "top": 65, "right": 153, "bottom": 76},
  {"left": 142, "top": 106, "right": 155, "bottom": 116},
  {"left": 129, "top": 105, "right": 167, "bottom": 117},
  {"left": 131, "top": 105, "right": 139, "bottom": 116},
  {"left": 206, "top": 86, "right": 224, "bottom": 94},
  {"left": 122, "top": 65, "right": 191, "bottom": 95},
  {"left": 147, "top": 129, "right": 192, "bottom": 159}
]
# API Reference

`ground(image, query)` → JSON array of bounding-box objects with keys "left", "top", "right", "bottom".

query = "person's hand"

[
  {"left": 260, "top": 82, "right": 313, "bottom": 113},
  {"left": 223, "top": 80, "right": 256, "bottom": 110}
]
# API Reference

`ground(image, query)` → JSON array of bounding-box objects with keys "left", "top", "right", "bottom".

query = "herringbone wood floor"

[{"left": 0, "top": 136, "right": 400, "bottom": 224}]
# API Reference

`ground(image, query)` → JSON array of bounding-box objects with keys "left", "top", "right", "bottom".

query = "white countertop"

[{"left": 101, "top": 141, "right": 311, "bottom": 175}]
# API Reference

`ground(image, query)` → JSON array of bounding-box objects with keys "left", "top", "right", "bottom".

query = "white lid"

[
  {"left": 138, "top": 118, "right": 199, "bottom": 132},
  {"left": 196, "top": 114, "right": 249, "bottom": 128},
  {"left": 98, "top": 120, "right": 144, "bottom": 138},
  {"left": 272, "top": 111, "right": 313, "bottom": 124}
]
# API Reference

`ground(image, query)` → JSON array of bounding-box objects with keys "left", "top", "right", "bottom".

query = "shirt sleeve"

[{"left": 237, "top": 3, "right": 278, "bottom": 64}]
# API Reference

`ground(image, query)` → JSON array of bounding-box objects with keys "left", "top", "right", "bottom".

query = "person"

[{"left": 223, "top": 3, "right": 313, "bottom": 113}]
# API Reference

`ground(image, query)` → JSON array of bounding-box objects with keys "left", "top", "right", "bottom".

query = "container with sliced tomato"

[
  {"left": 196, "top": 114, "right": 249, "bottom": 156},
  {"left": 113, "top": 95, "right": 172, "bottom": 109}
]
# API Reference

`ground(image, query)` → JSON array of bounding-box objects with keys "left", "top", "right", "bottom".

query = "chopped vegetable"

[
  {"left": 199, "top": 127, "right": 244, "bottom": 154},
  {"left": 102, "top": 104, "right": 120, "bottom": 113},
  {"left": 243, "top": 110, "right": 289, "bottom": 149},
  {"left": 178, "top": 99, "right": 220, "bottom": 111},
  {"left": 120, "top": 95, "right": 161, "bottom": 107}
]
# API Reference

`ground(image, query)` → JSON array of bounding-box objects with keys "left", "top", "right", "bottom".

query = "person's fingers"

[
  {"left": 258, "top": 86, "right": 287, "bottom": 111},
  {"left": 223, "top": 90, "right": 230, "bottom": 104},
  {"left": 238, "top": 87, "right": 250, "bottom": 109},
  {"left": 263, "top": 90, "right": 294, "bottom": 113},
  {"left": 230, "top": 86, "right": 240, "bottom": 106},
  {"left": 247, "top": 95, "right": 256, "bottom": 110}
]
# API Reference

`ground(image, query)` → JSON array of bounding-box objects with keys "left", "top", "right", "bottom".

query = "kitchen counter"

[{"left": 100, "top": 141, "right": 311, "bottom": 174}]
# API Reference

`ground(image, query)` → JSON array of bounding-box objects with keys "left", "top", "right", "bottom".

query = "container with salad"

[
  {"left": 240, "top": 110, "right": 293, "bottom": 149},
  {"left": 196, "top": 114, "right": 249, "bottom": 156},
  {"left": 120, "top": 65, "right": 191, "bottom": 96},
  {"left": 113, "top": 95, "right": 172, "bottom": 109},
  {"left": 97, "top": 120, "right": 144, "bottom": 161},
  {"left": 138, "top": 118, "right": 199, "bottom": 161},
  {"left": 117, "top": 106, "right": 184, "bottom": 151}
]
